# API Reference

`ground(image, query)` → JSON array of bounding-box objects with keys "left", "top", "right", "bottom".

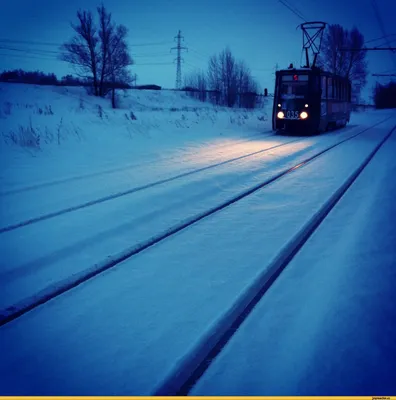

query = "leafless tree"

[
  {"left": 219, "top": 47, "right": 238, "bottom": 107},
  {"left": 183, "top": 70, "right": 207, "bottom": 101},
  {"left": 60, "top": 5, "right": 133, "bottom": 105},
  {"left": 236, "top": 60, "right": 259, "bottom": 107},
  {"left": 60, "top": 10, "right": 100, "bottom": 95},
  {"left": 206, "top": 48, "right": 259, "bottom": 108},
  {"left": 318, "top": 24, "right": 368, "bottom": 100},
  {"left": 97, "top": 4, "right": 112, "bottom": 97},
  {"left": 106, "top": 24, "right": 133, "bottom": 107},
  {"left": 207, "top": 54, "right": 222, "bottom": 104}
]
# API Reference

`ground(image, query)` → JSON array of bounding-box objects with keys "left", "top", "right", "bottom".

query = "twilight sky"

[{"left": 1, "top": 0, "right": 395, "bottom": 101}]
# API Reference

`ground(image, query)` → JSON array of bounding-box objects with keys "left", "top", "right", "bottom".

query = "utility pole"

[{"left": 171, "top": 30, "right": 188, "bottom": 89}]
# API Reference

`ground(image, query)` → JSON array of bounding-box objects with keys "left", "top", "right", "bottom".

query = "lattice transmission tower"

[{"left": 171, "top": 30, "right": 188, "bottom": 89}]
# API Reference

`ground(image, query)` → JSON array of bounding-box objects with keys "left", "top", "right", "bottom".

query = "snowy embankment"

[{"left": 0, "top": 83, "right": 270, "bottom": 189}]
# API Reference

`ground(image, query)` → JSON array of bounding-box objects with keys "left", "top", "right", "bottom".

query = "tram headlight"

[
  {"left": 277, "top": 111, "right": 285, "bottom": 119},
  {"left": 300, "top": 111, "right": 308, "bottom": 119}
]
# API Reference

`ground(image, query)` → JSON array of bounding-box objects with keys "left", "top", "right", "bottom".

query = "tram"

[{"left": 272, "top": 65, "right": 352, "bottom": 135}]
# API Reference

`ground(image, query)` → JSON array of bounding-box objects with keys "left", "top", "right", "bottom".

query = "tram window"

[
  {"left": 334, "top": 80, "right": 337, "bottom": 99},
  {"left": 280, "top": 82, "right": 308, "bottom": 97},
  {"left": 327, "top": 78, "right": 333, "bottom": 99},
  {"left": 321, "top": 76, "right": 327, "bottom": 99}
]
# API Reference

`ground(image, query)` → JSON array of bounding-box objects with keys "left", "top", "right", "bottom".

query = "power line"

[
  {"left": 0, "top": 52, "right": 60, "bottom": 61},
  {"left": 0, "top": 39, "right": 60, "bottom": 47},
  {"left": 375, "top": 38, "right": 396, "bottom": 47},
  {"left": 371, "top": 0, "right": 396, "bottom": 69},
  {"left": 277, "top": 0, "right": 307, "bottom": 21},
  {"left": 189, "top": 47, "right": 211, "bottom": 60},
  {"left": 184, "top": 61, "right": 200, "bottom": 71},
  {"left": 0, "top": 38, "right": 172, "bottom": 48},
  {"left": 134, "top": 62, "right": 173, "bottom": 66},
  {"left": 131, "top": 53, "right": 171, "bottom": 58},
  {"left": 0, "top": 49, "right": 173, "bottom": 66},
  {"left": 188, "top": 50, "right": 208, "bottom": 63},
  {"left": 364, "top": 33, "right": 396, "bottom": 44},
  {"left": 129, "top": 41, "right": 173, "bottom": 47},
  {"left": 1, "top": 44, "right": 173, "bottom": 59},
  {"left": 0, "top": 45, "right": 59, "bottom": 57}
]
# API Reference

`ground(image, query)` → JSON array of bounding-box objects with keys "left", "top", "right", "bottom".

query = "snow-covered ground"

[
  {"left": 191, "top": 130, "right": 396, "bottom": 397},
  {"left": 0, "top": 83, "right": 395, "bottom": 395},
  {"left": 0, "top": 83, "right": 270, "bottom": 189},
  {"left": 1, "top": 126, "right": 387, "bottom": 314}
]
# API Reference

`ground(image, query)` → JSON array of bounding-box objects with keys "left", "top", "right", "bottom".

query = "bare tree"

[
  {"left": 183, "top": 70, "right": 207, "bottom": 102},
  {"left": 106, "top": 24, "right": 133, "bottom": 107},
  {"left": 207, "top": 54, "right": 222, "bottom": 104},
  {"left": 60, "top": 5, "right": 133, "bottom": 105},
  {"left": 97, "top": 4, "right": 112, "bottom": 97},
  {"left": 219, "top": 48, "right": 238, "bottom": 107},
  {"left": 60, "top": 10, "right": 100, "bottom": 95},
  {"left": 318, "top": 24, "right": 368, "bottom": 100},
  {"left": 206, "top": 48, "right": 259, "bottom": 108},
  {"left": 235, "top": 61, "right": 259, "bottom": 108}
]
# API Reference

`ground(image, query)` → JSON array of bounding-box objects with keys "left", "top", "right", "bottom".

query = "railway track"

[
  {"left": 0, "top": 135, "right": 304, "bottom": 233},
  {"left": 153, "top": 123, "right": 396, "bottom": 395},
  {"left": 0, "top": 130, "right": 275, "bottom": 197},
  {"left": 0, "top": 122, "right": 379, "bottom": 234},
  {"left": 0, "top": 118, "right": 393, "bottom": 327}
]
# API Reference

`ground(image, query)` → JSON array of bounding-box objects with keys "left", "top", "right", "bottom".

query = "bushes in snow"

[{"left": 4, "top": 118, "right": 40, "bottom": 149}]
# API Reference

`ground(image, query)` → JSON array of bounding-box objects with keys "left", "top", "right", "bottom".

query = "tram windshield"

[{"left": 280, "top": 75, "right": 309, "bottom": 99}]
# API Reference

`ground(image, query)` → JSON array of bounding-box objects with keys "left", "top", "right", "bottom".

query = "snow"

[
  {"left": 0, "top": 83, "right": 270, "bottom": 190},
  {"left": 0, "top": 99, "right": 395, "bottom": 394},
  {"left": 0, "top": 83, "right": 395, "bottom": 395},
  {"left": 191, "top": 129, "right": 396, "bottom": 396},
  {"left": 1, "top": 120, "right": 393, "bottom": 314}
]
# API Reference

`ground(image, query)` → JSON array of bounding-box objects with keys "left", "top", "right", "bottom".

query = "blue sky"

[{"left": 1, "top": 0, "right": 395, "bottom": 100}]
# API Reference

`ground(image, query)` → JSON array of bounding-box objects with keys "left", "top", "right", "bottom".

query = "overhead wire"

[
  {"left": 0, "top": 38, "right": 173, "bottom": 48},
  {"left": 277, "top": 0, "right": 307, "bottom": 21},
  {"left": 371, "top": 0, "right": 396, "bottom": 69},
  {"left": 364, "top": 33, "right": 396, "bottom": 45}
]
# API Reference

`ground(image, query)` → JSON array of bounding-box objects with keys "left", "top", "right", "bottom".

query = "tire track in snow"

[{"left": 0, "top": 117, "right": 392, "bottom": 327}]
